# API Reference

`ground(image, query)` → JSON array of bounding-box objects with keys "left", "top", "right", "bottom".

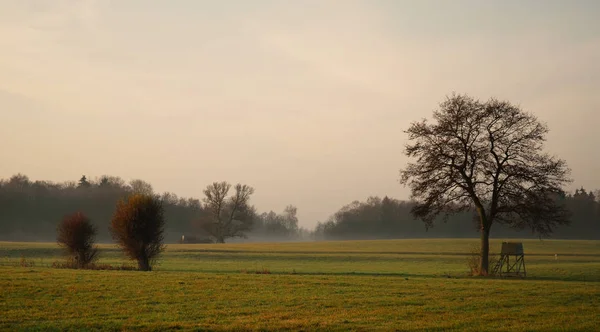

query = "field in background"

[{"left": 1, "top": 239, "right": 600, "bottom": 330}]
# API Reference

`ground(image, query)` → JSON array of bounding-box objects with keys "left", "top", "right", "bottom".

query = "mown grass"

[{"left": 1, "top": 239, "right": 599, "bottom": 331}]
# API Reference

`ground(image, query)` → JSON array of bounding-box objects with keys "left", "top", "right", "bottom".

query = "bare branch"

[{"left": 399, "top": 93, "right": 571, "bottom": 274}]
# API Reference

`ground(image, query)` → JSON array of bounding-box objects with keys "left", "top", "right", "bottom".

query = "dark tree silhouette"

[
  {"left": 77, "top": 175, "right": 91, "bottom": 189},
  {"left": 56, "top": 212, "right": 98, "bottom": 268},
  {"left": 110, "top": 194, "right": 166, "bottom": 271},
  {"left": 400, "top": 94, "right": 571, "bottom": 275},
  {"left": 200, "top": 182, "right": 255, "bottom": 243}
]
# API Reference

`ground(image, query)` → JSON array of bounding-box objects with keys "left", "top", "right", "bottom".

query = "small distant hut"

[{"left": 178, "top": 234, "right": 213, "bottom": 244}]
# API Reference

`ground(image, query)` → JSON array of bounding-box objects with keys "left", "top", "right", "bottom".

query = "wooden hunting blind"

[{"left": 492, "top": 242, "right": 526, "bottom": 277}]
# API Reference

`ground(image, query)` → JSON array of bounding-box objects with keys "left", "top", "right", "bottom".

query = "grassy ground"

[{"left": 1, "top": 239, "right": 599, "bottom": 331}]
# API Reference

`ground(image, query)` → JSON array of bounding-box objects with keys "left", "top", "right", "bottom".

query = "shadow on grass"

[
  {"left": 280, "top": 271, "right": 600, "bottom": 283},
  {"left": 161, "top": 267, "right": 600, "bottom": 283},
  {"left": 1, "top": 262, "right": 597, "bottom": 282},
  {"left": 168, "top": 248, "right": 600, "bottom": 257}
]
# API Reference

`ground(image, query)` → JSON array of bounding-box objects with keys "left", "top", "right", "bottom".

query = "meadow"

[{"left": 1, "top": 239, "right": 599, "bottom": 331}]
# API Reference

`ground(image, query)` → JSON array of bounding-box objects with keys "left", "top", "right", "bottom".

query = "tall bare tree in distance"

[
  {"left": 400, "top": 94, "right": 571, "bottom": 275},
  {"left": 201, "top": 182, "right": 255, "bottom": 243}
]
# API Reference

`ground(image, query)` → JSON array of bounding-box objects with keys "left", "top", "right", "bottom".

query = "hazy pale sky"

[{"left": 1, "top": 0, "right": 599, "bottom": 228}]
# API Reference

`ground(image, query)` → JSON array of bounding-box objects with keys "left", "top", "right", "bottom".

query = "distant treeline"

[
  {"left": 0, "top": 174, "right": 304, "bottom": 242},
  {"left": 314, "top": 190, "right": 600, "bottom": 240},
  {"left": 1, "top": 174, "right": 598, "bottom": 242}
]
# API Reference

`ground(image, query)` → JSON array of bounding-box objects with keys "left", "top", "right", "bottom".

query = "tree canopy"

[
  {"left": 110, "top": 194, "right": 166, "bottom": 271},
  {"left": 400, "top": 94, "right": 571, "bottom": 275}
]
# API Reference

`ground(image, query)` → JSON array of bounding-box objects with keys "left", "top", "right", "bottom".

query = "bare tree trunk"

[
  {"left": 216, "top": 237, "right": 225, "bottom": 244},
  {"left": 138, "top": 254, "right": 151, "bottom": 271},
  {"left": 479, "top": 226, "right": 491, "bottom": 276},
  {"left": 76, "top": 251, "right": 85, "bottom": 268}
]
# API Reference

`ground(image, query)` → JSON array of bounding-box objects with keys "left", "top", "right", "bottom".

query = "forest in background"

[{"left": 0, "top": 174, "right": 598, "bottom": 242}]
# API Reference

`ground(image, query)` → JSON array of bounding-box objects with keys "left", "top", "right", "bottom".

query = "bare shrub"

[
  {"left": 110, "top": 194, "right": 166, "bottom": 271},
  {"left": 57, "top": 212, "right": 98, "bottom": 268},
  {"left": 18, "top": 255, "right": 35, "bottom": 268}
]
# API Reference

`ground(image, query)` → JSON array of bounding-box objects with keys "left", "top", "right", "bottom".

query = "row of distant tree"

[
  {"left": 0, "top": 174, "right": 304, "bottom": 243},
  {"left": 1, "top": 174, "right": 598, "bottom": 242},
  {"left": 314, "top": 189, "right": 600, "bottom": 240}
]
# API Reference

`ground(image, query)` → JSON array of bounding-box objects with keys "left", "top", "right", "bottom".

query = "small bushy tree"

[
  {"left": 110, "top": 194, "right": 166, "bottom": 271},
  {"left": 57, "top": 212, "right": 98, "bottom": 268}
]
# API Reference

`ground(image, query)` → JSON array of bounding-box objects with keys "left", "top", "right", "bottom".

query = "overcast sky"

[{"left": 1, "top": 0, "right": 599, "bottom": 228}]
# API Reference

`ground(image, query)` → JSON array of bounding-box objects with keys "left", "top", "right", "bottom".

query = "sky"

[{"left": 1, "top": 0, "right": 599, "bottom": 228}]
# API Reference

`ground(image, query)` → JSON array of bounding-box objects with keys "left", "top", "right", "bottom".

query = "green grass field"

[{"left": 1, "top": 239, "right": 599, "bottom": 331}]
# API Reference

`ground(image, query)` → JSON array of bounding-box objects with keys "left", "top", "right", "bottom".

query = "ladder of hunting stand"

[{"left": 492, "top": 258, "right": 503, "bottom": 275}]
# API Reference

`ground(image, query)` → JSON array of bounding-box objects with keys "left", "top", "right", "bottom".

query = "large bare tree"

[
  {"left": 400, "top": 94, "right": 571, "bottom": 275},
  {"left": 201, "top": 182, "right": 255, "bottom": 243}
]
